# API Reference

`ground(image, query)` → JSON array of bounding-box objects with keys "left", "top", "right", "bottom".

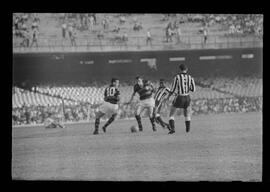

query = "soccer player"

[
  {"left": 127, "top": 77, "right": 156, "bottom": 132},
  {"left": 153, "top": 79, "right": 171, "bottom": 130},
  {"left": 44, "top": 113, "right": 65, "bottom": 129},
  {"left": 168, "top": 64, "right": 196, "bottom": 134},
  {"left": 93, "top": 78, "right": 120, "bottom": 135}
]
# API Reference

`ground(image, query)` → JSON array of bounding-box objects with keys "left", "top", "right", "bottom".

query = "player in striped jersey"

[
  {"left": 153, "top": 79, "right": 171, "bottom": 130},
  {"left": 168, "top": 64, "right": 196, "bottom": 134}
]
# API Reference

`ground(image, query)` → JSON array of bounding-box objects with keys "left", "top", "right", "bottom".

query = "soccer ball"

[{"left": 130, "top": 125, "right": 139, "bottom": 133}]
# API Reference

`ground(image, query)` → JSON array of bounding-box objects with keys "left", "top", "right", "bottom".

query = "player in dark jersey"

[
  {"left": 93, "top": 78, "right": 120, "bottom": 135},
  {"left": 127, "top": 76, "right": 156, "bottom": 132},
  {"left": 168, "top": 64, "right": 196, "bottom": 134},
  {"left": 153, "top": 79, "right": 171, "bottom": 130}
]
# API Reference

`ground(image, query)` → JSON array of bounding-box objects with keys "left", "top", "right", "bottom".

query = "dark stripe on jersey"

[
  {"left": 171, "top": 73, "right": 195, "bottom": 95},
  {"left": 157, "top": 91, "right": 163, "bottom": 100},
  {"left": 187, "top": 75, "right": 190, "bottom": 94},
  {"left": 158, "top": 91, "right": 166, "bottom": 102},
  {"left": 161, "top": 92, "right": 167, "bottom": 100},
  {"left": 179, "top": 74, "right": 184, "bottom": 95},
  {"left": 155, "top": 87, "right": 167, "bottom": 102},
  {"left": 154, "top": 88, "right": 162, "bottom": 100}
]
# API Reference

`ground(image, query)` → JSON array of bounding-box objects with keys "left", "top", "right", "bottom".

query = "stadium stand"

[
  {"left": 13, "top": 13, "right": 263, "bottom": 52},
  {"left": 12, "top": 14, "right": 263, "bottom": 125},
  {"left": 197, "top": 77, "right": 262, "bottom": 97},
  {"left": 12, "top": 77, "right": 262, "bottom": 125}
]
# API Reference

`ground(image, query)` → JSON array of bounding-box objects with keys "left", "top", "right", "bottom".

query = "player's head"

[
  {"left": 136, "top": 76, "right": 143, "bottom": 87},
  {"left": 111, "top": 78, "right": 119, "bottom": 88},
  {"left": 143, "top": 79, "right": 150, "bottom": 86},
  {"left": 159, "top": 79, "right": 165, "bottom": 87},
  {"left": 179, "top": 64, "right": 188, "bottom": 73}
]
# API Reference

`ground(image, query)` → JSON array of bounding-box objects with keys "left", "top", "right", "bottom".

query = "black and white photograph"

[{"left": 12, "top": 13, "right": 263, "bottom": 181}]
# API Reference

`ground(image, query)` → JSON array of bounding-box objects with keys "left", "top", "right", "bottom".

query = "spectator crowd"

[
  {"left": 13, "top": 13, "right": 263, "bottom": 50},
  {"left": 13, "top": 13, "right": 40, "bottom": 48},
  {"left": 12, "top": 95, "right": 262, "bottom": 126},
  {"left": 13, "top": 76, "right": 262, "bottom": 126}
]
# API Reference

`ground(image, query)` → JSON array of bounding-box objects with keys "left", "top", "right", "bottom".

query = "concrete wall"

[{"left": 13, "top": 48, "right": 262, "bottom": 84}]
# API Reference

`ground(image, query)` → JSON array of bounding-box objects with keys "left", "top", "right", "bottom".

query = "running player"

[
  {"left": 153, "top": 79, "right": 171, "bottom": 130},
  {"left": 168, "top": 64, "right": 196, "bottom": 134},
  {"left": 127, "top": 76, "right": 156, "bottom": 132},
  {"left": 93, "top": 78, "right": 120, "bottom": 135}
]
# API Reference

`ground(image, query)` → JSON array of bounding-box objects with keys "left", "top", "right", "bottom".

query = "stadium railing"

[{"left": 13, "top": 34, "right": 263, "bottom": 53}]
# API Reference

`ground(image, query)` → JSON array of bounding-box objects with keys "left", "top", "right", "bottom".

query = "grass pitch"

[{"left": 12, "top": 112, "right": 262, "bottom": 181}]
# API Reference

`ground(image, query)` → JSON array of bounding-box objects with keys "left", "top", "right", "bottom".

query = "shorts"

[
  {"left": 137, "top": 97, "right": 155, "bottom": 108},
  {"left": 172, "top": 95, "right": 191, "bottom": 109},
  {"left": 99, "top": 101, "right": 119, "bottom": 115}
]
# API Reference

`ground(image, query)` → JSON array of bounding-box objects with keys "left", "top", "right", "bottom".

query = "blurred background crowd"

[
  {"left": 13, "top": 13, "right": 263, "bottom": 50},
  {"left": 12, "top": 77, "right": 262, "bottom": 126},
  {"left": 12, "top": 96, "right": 262, "bottom": 126}
]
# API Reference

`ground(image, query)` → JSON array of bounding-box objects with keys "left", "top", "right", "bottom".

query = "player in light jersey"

[
  {"left": 93, "top": 78, "right": 120, "bottom": 135},
  {"left": 168, "top": 64, "right": 196, "bottom": 134},
  {"left": 153, "top": 79, "right": 171, "bottom": 130},
  {"left": 127, "top": 76, "right": 156, "bottom": 132}
]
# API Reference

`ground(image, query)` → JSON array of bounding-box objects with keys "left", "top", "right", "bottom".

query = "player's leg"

[
  {"left": 183, "top": 98, "right": 192, "bottom": 133},
  {"left": 148, "top": 106, "right": 156, "bottom": 131},
  {"left": 102, "top": 112, "right": 117, "bottom": 133},
  {"left": 147, "top": 98, "right": 156, "bottom": 131},
  {"left": 168, "top": 96, "right": 180, "bottom": 134},
  {"left": 47, "top": 122, "right": 57, "bottom": 128},
  {"left": 153, "top": 101, "right": 161, "bottom": 123},
  {"left": 155, "top": 102, "right": 170, "bottom": 130},
  {"left": 56, "top": 121, "right": 65, "bottom": 128},
  {"left": 93, "top": 110, "right": 105, "bottom": 135},
  {"left": 135, "top": 103, "right": 144, "bottom": 131},
  {"left": 156, "top": 115, "right": 170, "bottom": 130},
  {"left": 183, "top": 107, "right": 191, "bottom": 132},
  {"left": 155, "top": 103, "right": 165, "bottom": 127},
  {"left": 168, "top": 105, "right": 177, "bottom": 134},
  {"left": 53, "top": 118, "right": 65, "bottom": 128},
  {"left": 101, "top": 103, "right": 119, "bottom": 133}
]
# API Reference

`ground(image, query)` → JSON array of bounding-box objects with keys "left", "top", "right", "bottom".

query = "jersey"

[
  {"left": 134, "top": 82, "right": 155, "bottom": 100},
  {"left": 170, "top": 73, "right": 196, "bottom": 96},
  {"left": 104, "top": 85, "right": 120, "bottom": 104},
  {"left": 154, "top": 86, "right": 170, "bottom": 105}
]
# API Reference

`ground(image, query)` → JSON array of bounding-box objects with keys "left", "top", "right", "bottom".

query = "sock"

[
  {"left": 103, "top": 114, "right": 116, "bottom": 129},
  {"left": 150, "top": 117, "right": 156, "bottom": 130},
  {"left": 169, "top": 119, "right": 175, "bottom": 131},
  {"left": 94, "top": 118, "right": 100, "bottom": 131},
  {"left": 156, "top": 116, "right": 165, "bottom": 128},
  {"left": 135, "top": 115, "right": 143, "bottom": 130},
  {"left": 185, "top": 121, "right": 190, "bottom": 132}
]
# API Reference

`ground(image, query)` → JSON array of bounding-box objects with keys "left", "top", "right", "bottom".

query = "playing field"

[{"left": 12, "top": 112, "right": 262, "bottom": 181}]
